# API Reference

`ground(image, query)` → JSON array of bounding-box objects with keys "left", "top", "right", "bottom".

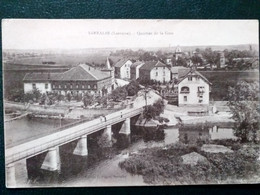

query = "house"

[
  {"left": 114, "top": 59, "right": 132, "bottom": 79},
  {"left": 177, "top": 70, "right": 211, "bottom": 106},
  {"left": 130, "top": 61, "right": 145, "bottom": 80},
  {"left": 23, "top": 63, "right": 113, "bottom": 96},
  {"left": 139, "top": 61, "right": 171, "bottom": 83}
]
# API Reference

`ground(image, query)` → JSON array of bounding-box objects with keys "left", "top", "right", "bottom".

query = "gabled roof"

[
  {"left": 177, "top": 70, "right": 212, "bottom": 85},
  {"left": 140, "top": 61, "right": 169, "bottom": 71},
  {"left": 130, "top": 61, "right": 145, "bottom": 68},
  {"left": 114, "top": 59, "right": 132, "bottom": 68}
]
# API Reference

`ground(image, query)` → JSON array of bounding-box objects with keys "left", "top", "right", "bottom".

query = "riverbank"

[
  {"left": 164, "top": 103, "right": 234, "bottom": 125},
  {"left": 119, "top": 141, "right": 260, "bottom": 185},
  {"left": 4, "top": 101, "right": 121, "bottom": 120}
]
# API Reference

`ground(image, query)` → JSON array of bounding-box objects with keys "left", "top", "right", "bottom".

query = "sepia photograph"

[{"left": 2, "top": 19, "right": 259, "bottom": 187}]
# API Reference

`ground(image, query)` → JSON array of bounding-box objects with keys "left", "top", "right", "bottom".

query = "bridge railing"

[{"left": 5, "top": 107, "right": 144, "bottom": 165}]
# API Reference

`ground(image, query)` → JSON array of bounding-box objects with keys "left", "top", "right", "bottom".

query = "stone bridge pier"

[
  {"left": 73, "top": 135, "right": 88, "bottom": 156},
  {"left": 119, "top": 117, "right": 131, "bottom": 135},
  {"left": 41, "top": 146, "right": 61, "bottom": 171}
]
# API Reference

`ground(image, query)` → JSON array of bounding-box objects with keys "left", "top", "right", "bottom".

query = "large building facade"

[
  {"left": 177, "top": 70, "right": 211, "bottom": 106},
  {"left": 23, "top": 64, "right": 113, "bottom": 96}
]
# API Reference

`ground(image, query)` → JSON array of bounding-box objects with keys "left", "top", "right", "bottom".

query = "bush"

[
  {"left": 119, "top": 142, "right": 260, "bottom": 184},
  {"left": 143, "top": 99, "right": 165, "bottom": 120}
]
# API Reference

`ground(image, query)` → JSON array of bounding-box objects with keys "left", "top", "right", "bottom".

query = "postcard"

[{"left": 2, "top": 19, "right": 259, "bottom": 187}]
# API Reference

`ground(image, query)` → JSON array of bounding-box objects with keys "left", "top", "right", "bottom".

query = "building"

[
  {"left": 114, "top": 59, "right": 132, "bottom": 79},
  {"left": 171, "top": 66, "right": 189, "bottom": 80},
  {"left": 139, "top": 61, "right": 171, "bottom": 83},
  {"left": 130, "top": 61, "right": 145, "bottom": 80},
  {"left": 175, "top": 46, "right": 182, "bottom": 60},
  {"left": 23, "top": 63, "right": 113, "bottom": 96},
  {"left": 23, "top": 73, "right": 56, "bottom": 94},
  {"left": 177, "top": 70, "right": 211, "bottom": 106}
]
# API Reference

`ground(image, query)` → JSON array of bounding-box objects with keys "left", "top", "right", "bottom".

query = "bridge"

[{"left": 5, "top": 106, "right": 145, "bottom": 187}]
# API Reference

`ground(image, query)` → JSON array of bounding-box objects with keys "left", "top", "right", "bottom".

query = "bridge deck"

[{"left": 5, "top": 107, "right": 143, "bottom": 165}]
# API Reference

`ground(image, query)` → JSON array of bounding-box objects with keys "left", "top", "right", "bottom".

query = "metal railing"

[{"left": 5, "top": 107, "right": 143, "bottom": 165}]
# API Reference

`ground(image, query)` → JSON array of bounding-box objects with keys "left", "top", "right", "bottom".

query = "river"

[{"left": 5, "top": 116, "right": 236, "bottom": 187}]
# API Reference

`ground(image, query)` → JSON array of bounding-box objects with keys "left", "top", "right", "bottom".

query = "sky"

[{"left": 2, "top": 19, "right": 259, "bottom": 50}]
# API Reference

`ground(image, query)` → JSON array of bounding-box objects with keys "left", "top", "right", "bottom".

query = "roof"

[
  {"left": 114, "top": 59, "right": 132, "bottom": 68},
  {"left": 178, "top": 68, "right": 191, "bottom": 78},
  {"left": 177, "top": 69, "right": 212, "bottom": 85},
  {"left": 23, "top": 73, "right": 60, "bottom": 82},
  {"left": 140, "top": 61, "right": 169, "bottom": 71},
  {"left": 130, "top": 61, "right": 145, "bottom": 68},
  {"left": 171, "top": 66, "right": 189, "bottom": 74},
  {"left": 23, "top": 64, "right": 110, "bottom": 82},
  {"left": 55, "top": 64, "right": 110, "bottom": 81}
]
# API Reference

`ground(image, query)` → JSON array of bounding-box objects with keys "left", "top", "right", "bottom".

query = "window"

[
  {"left": 70, "top": 84, "right": 73, "bottom": 89},
  {"left": 184, "top": 96, "right": 187, "bottom": 102},
  {"left": 64, "top": 85, "right": 67, "bottom": 89},
  {"left": 188, "top": 76, "right": 192, "bottom": 81},
  {"left": 59, "top": 85, "right": 61, "bottom": 89},
  {"left": 198, "top": 86, "right": 205, "bottom": 93},
  {"left": 163, "top": 71, "right": 165, "bottom": 76},
  {"left": 82, "top": 85, "right": 84, "bottom": 89},
  {"left": 180, "top": 86, "right": 190, "bottom": 93},
  {"left": 156, "top": 72, "right": 158, "bottom": 76},
  {"left": 45, "top": 83, "right": 48, "bottom": 89},
  {"left": 94, "top": 85, "right": 97, "bottom": 89},
  {"left": 76, "top": 85, "right": 79, "bottom": 89},
  {"left": 88, "top": 85, "right": 90, "bottom": 89},
  {"left": 32, "top": 83, "right": 36, "bottom": 89},
  {"left": 53, "top": 84, "right": 55, "bottom": 89}
]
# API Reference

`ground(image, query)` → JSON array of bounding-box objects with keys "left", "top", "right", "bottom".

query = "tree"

[
  {"left": 227, "top": 81, "right": 259, "bottom": 143},
  {"left": 202, "top": 48, "right": 219, "bottom": 69},
  {"left": 24, "top": 89, "right": 42, "bottom": 103},
  {"left": 176, "top": 56, "right": 187, "bottom": 67},
  {"left": 191, "top": 55, "right": 203, "bottom": 67},
  {"left": 110, "top": 86, "right": 127, "bottom": 101},
  {"left": 83, "top": 93, "right": 94, "bottom": 107},
  {"left": 139, "top": 52, "right": 157, "bottom": 61},
  {"left": 143, "top": 99, "right": 165, "bottom": 120},
  {"left": 7, "top": 88, "right": 24, "bottom": 102},
  {"left": 126, "top": 80, "right": 140, "bottom": 96}
]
